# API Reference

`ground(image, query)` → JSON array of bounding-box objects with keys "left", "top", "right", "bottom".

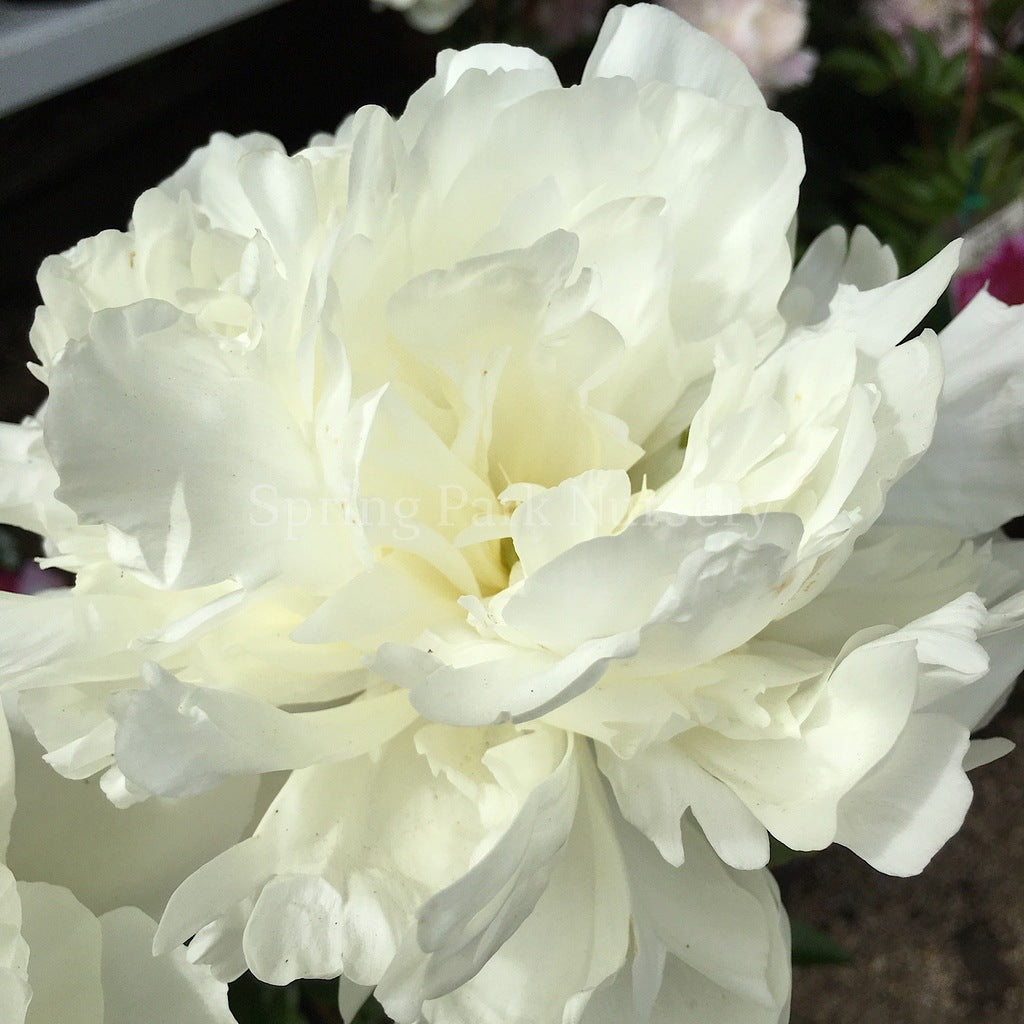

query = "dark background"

[
  {"left": 1, "top": 2, "right": 1021, "bottom": 1021},
  {"left": 0, "top": 0, "right": 436, "bottom": 424}
]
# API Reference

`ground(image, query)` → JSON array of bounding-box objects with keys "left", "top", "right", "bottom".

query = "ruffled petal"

[
  {"left": 378, "top": 732, "right": 579, "bottom": 1021},
  {"left": 415, "top": 752, "right": 628, "bottom": 1024},
  {"left": 6, "top": 713, "right": 261, "bottom": 921},
  {"left": 44, "top": 302, "right": 332, "bottom": 590},
  {"left": 0, "top": 866, "right": 29, "bottom": 1024},
  {"left": 98, "top": 906, "right": 235, "bottom": 1023},
  {"left": 378, "top": 512, "right": 802, "bottom": 728},
  {"left": 579, "top": 811, "right": 790, "bottom": 1024},
  {"left": 584, "top": 3, "right": 767, "bottom": 107},
  {"left": 157, "top": 726, "right": 570, "bottom": 1003},
  {"left": 110, "top": 662, "right": 416, "bottom": 797},
  {"left": 685, "top": 631, "right": 921, "bottom": 851},
  {"left": 598, "top": 743, "right": 769, "bottom": 870},
  {"left": 18, "top": 882, "right": 103, "bottom": 1024},
  {"left": 884, "top": 290, "right": 1024, "bottom": 535},
  {"left": 779, "top": 225, "right": 898, "bottom": 329},
  {"left": 834, "top": 713, "right": 971, "bottom": 876}
]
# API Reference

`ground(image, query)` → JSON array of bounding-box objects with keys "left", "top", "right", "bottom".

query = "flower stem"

[{"left": 955, "top": 0, "right": 986, "bottom": 148}]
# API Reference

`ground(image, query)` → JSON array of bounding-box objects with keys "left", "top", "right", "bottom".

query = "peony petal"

[
  {"left": 418, "top": 752, "right": 629, "bottom": 1024},
  {"left": 834, "top": 713, "right": 972, "bottom": 876},
  {"left": 685, "top": 632, "right": 920, "bottom": 851},
  {"left": 395, "top": 44, "right": 560, "bottom": 181},
  {"left": 779, "top": 225, "right": 898, "bottom": 329},
  {"left": 0, "top": 706, "right": 15, "bottom": 851},
  {"left": 0, "top": 418, "right": 69, "bottom": 539},
  {"left": 338, "top": 979, "right": 375, "bottom": 1023},
  {"left": 579, "top": 809, "right": 789, "bottom": 1024},
  {"left": 435, "top": 45, "right": 559, "bottom": 95},
  {"left": 98, "top": 906, "right": 235, "bottom": 1024},
  {"left": 598, "top": 743, "right": 769, "bottom": 870},
  {"left": 0, "top": 592, "right": 75, "bottom": 687},
  {"left": 378, "top": 733, "right": 579, "bottom": 1018},
  {"left": 825, "top": 240, "right": 960, "bottom": 357},
  {"left": 765, "top": 525, "right": 989, "bottom": 656},
  {"left": 236, "top": 148, "right": 320, "bottom": 269},
  {"left": 584, "top": 4, "right": 767, "bottom": 108},
  {"left": 159, "top": 131, "right": 286, "bottom": 236},
  {"left": 292, "top": 554, "right": 461, "bottom": 649},
  {"left": 18, "top": 882, "right": 103, "bottom": 1024},
  {"left": 243, "top": 875, "right": 350, "bottom": 984},
  {"left": 44, "top": 302, "right": 327, "bottom": 589},
  {"left": 386, "top": 632, "right": 639, "bottom": 727},
  {"left": 963, "top": 737, "right": 1015, "bottom": 772},
  {"left": 379, "top": 512, "right": 803, "bottom": 729},
  {"left": 883, "top": 289, "right": 1024, "bottom": 534},
  {"left": 0, "top": 866, "right": 29, "bottom": 1024},
  {"left": 505, "top": 470, "right": 632, "bottom": 577},
  {"left": 927, "top": 585, "right": 1024, "bottom": 730},
  {"left": 157, "top": 728, "right": 523, "bottom": 989},
  {"left": 6, "top": 714, "right": 262, "bottom": 921},
  {"left": 111, "top": 662, "right": 417, "bottom": 797},
  {"left": 504, "top": 512, "right": 802, "bottom": 656}
]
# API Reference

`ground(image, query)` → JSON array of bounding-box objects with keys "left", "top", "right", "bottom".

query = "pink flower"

[
  {"left": 0, "top": 561, "right": 67, "bottom": 594},
  {"left": 953, "top": 231, "right": 1024, "bottom": 312},
  {"left": 532, "top": 0, "right": 608, "bottom": 48},
  {"left": 659, "top": 0, "right": 816, "bottom": 95},
  {"left": 865, "top": 0, "right": 993, "bottom": 58}
]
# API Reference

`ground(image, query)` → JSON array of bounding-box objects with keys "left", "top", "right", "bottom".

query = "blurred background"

[{"left": 0, "top": 1, "right": 1021, "bottom": 1021}]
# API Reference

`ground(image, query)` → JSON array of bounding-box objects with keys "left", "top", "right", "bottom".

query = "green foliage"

[
  {"left": 790, "top": 919, "right": 851, "bottom": 967},
  {"left": 767, "top": 836, "right": 808, "bottom": 869},
  {"left": 0, "top": 526, "right": 19, "bottom": 572},
  {"left": 228, "top": 975, "right": 362, "bottom": 1024},
  {"left": 229, "top": 975, "right": 309, "bottom": 1024},
  {"left": 824, "top": 29, "right": 967, "bottom": 109},
  {"left": 352, "top": 997, "right": 393, "bottom": 1024},
  {"left": 795, "top": 4, "right": 1024, "bottom": 274}
]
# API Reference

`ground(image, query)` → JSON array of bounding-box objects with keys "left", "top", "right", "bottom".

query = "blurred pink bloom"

[
  {"left": 865, "top": 0, "right": 993, "bottom": 58},
  {"left": 953, "top": 231, "right": 1024, "bottom": 312},
  {"left": 0, "top": 561, "right": 67, "bottom": 594},
  {"left": 533, "top": 0, "right": 608, "bottom": 47},
  {"left": 660, "top": 0, "right": 816, "bottom": 95}
]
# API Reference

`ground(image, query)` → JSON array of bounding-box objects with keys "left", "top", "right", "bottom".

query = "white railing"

[{"left": 0, "top": 0, "right": 291, "bottom": 117}]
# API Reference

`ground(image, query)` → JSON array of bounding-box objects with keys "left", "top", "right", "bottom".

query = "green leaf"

[
  {"left": 228, "top": 975, "right": 308, "bottom": 1024},
  {"left": 907, "top": 27, "right": 945, "bottom": 94},
  {"left": 352, "top": 997, "right": 392, "bottom": 1024},
  {"left": 990, "top": 90, "right": 1024, "bottom": 125},
  {"left": 767, "top": 836, "right": 807, "bottom": 869},
  {"left": 873, "top": 29, "right": 911, "bottom": 79},
  {"left": 0, "top": 527, "right": 19, "bottom": 572},
  {"left": 304, "top": 979, "right": 348, "bottom": 1022},
  {"left": 823, "top": 49, "right": 891, "bottom": 94},
  {"left": 790, "top": 919, "right": 851, "bottom": 966},
  {"left": 998, "top": 52, "right": 1024, "bottom": 91},
  {"left": 945, "top": 146, "right": 973, "bottom": 182},
  {"left": 935, "top": 51, "right": 968, "bottom": 97},
  {"left": 967, "top": 122, "right": 1020, "bottom": 160}
]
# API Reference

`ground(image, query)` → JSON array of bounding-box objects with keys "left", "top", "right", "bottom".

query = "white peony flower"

[
  {"left": 2, "top": 4, "right": 1023, "bottom": 1021},
  {"left": 374, "top": 0, "right": 475, "bottom": 32},
  {"left": 658, "top": 0, "right": 817, "bottom": 95},
  {"left": 0, "top": 706, "right": 238, "bottom": 1024}
]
